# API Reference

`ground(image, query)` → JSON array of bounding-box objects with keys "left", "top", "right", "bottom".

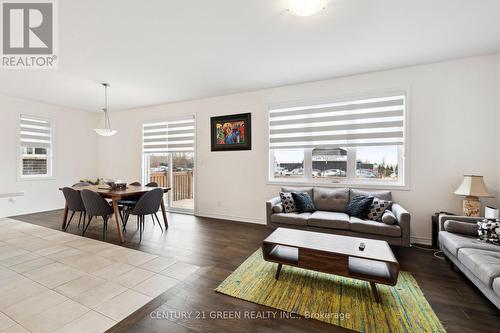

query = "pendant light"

[
  {"left": 288, "top": 0, "right": 325, "bottom": 17},
  {"left": 94, "top": 83, "right": 117, "bottom": 136}
]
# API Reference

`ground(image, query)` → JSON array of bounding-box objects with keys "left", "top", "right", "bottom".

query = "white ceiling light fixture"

[
  {"left": 288, "top": 0, "right": 326, "bottom": 17},
  {"left": 94, "top": 83, "right": 117, "bottom": 137}
]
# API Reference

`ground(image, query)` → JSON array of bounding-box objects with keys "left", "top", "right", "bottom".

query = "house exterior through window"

[{"left": 19, "top": 115, "right": 53, "bottom": 178}]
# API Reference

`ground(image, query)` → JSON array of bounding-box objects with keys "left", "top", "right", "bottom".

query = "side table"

[{"left": 432, "top": 211, "right": 455, "bottom": 248}]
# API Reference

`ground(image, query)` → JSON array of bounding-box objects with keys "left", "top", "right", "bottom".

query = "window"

[
  {"left": 142, "top": 117, "right": 195, "bottom": 212},
  {"left": 268, "top": 94, "right": 406, "bottom": 186},
  {"left": 356, "top": 146, "right": 399, "bottom": 181},
  {"left": 312, "top": 148, "right": 347, "bottom": 179},
  {"left": 273, "top": 150, "right": 304, "bottom": 178},
  {"left": 19, "top": 115, "right": 53, "bottom": 178}
]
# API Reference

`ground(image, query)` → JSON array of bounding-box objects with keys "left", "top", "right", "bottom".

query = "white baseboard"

[
  {"left": 3, "top": 205, "right": 65, "bottom": 220},
  {"left": 196, "top": 211, "right": 265, "bottom": 225},
  {"left": 410, "top": 236, "right": 432, "bottom": 246}
]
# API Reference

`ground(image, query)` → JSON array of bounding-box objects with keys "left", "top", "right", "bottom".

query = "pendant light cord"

[{"left": 103, "top": 83, "right": 112, "bottom": 131}]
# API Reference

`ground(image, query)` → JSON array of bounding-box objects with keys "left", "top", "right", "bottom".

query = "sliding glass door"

[
  {"left": 171, "top": 152, "right": 194, "bottom": 210},
  {"left": 142, "top": 117, "right": 195, "bottom": 213}
]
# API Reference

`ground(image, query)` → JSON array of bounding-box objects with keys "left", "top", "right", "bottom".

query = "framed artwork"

[{"left": 210, "top": 113, "right": 251, "bottom": 151}]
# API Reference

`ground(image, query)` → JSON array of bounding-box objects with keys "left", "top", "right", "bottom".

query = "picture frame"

[{"left": 210, "top": 113, "right": 252, "bottom": 151}]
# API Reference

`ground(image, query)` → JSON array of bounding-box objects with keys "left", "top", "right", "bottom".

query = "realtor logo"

[{"left": 1, "top": 0, "right": 57, "bottom": 68}]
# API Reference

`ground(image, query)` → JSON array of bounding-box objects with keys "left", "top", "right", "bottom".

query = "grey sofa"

[
  {"left": 266, "top": 187, "right": 411, "bottom": 247},
  {"left": 439, "top": 215, "right": 500, "bottom": 309}
]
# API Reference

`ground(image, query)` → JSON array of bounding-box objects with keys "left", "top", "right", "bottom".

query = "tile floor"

[{"left": 0, "top": 218, "right": 200, "bottom": 333}]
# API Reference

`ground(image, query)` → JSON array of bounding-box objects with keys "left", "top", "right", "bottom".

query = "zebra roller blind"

[
  {"left": 20, "top": 115, "right": 52, "bottom": 149},
  {"left": 143, "top": 117, "right": 195, "bottom": 154},
  {"left": 269, "top": 95, "right": 406, "bottom": 149}
]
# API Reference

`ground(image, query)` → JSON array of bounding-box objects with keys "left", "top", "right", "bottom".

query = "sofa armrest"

[
  {"left": 391, "top": 203, "right": 410, "bottom": 247},
  {"left": 266, "top": 196, "right": 281, "bottom": 227},
  {"left": 439, "top": 215, "right": 483, "bottom": 231}
]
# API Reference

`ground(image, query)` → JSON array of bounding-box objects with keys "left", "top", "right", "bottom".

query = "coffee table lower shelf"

[{"left": 263, "top": 244, "right": 399, "bottom": 303}]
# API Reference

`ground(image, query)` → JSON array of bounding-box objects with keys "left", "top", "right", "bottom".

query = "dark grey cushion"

[
  {"left": 444, "top": 220, "right": 478, "bottom": 236},
  {"left": 312, "top": 187, "right": 349, "bottom": 212},
  {"left": 271, "top": 212, "right": 311, "bottom": 226},
  {"left": 350, "top": 189, "right": 392, "bottom": 203},
  {"left": 457, "top": 248, "right": 500, "bottom": 287},
  {"left": 439, "top": 231, "right": 500, "bottom": 257},
  {"left": 346, "top": 195, "right": 373, "bottom": 219},
  {"left": 291, "top": 192, "right": 316, "bottom": 213},
  {"left": 381, "top": 210, "right": 397, "bottom": 225},
  {"left": 350, "top": 216, "right": 401, "bottom": 237},
  {"left": 307, "top": 211, "right": 351, "bottom": 230},
  {"left": 281, "top": 186, "right": 313, "bottom": 198}
]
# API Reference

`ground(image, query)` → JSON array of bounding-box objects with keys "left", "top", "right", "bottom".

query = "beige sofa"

[{"left": 266, "top": 187, "right": 411, "bottom": 247}]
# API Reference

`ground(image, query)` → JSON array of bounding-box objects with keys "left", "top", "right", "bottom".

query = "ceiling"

[{"left": 1, "top": 0, "right": 500, "bottom": 112}]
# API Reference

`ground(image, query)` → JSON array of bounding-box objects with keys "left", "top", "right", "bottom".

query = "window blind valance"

[
  {"left": 143, "top": 117, "right": 195, "bottom": 154},
  {"left": 20, "top": 116, "right": 52, "bottom": 148},
  {"left": 269, "top": 95, "right": 405, "bottom": 149}
]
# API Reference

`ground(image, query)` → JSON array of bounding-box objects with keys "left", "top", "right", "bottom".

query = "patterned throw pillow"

[
  {"left": 368, "top": 198, "right": 393, "bottom": 221},
  {"left": 346, "top": 195, "right": 374, "bottom": 219},
  {"left": 477, "top": 219, "right": 500, "bottom": 245},
  {"left": 279, "top": 192, "right": 296, "bottom": 213},
  {"left": 291, "top": 192, "right": 316, "bottom": 213}
]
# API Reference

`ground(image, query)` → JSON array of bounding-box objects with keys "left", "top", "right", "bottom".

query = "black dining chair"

[
  {"left": 80, "top": 189, "right": 117, "bottom": 240},
  {"left": 130, "top": 182, "right": 141, "bottom": 186},
  {"left": 62, "top": 187, "right": 86, "bottom": 231},
  {"left": 123, "top": 188, "right": 164, "bottom": 242}
]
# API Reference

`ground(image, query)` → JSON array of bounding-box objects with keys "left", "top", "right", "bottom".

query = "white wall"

[
  {"left": 97, "top": 54, "right": 500, "bottom": 245},
  {"left": 0, "top": 94, "right": 99, "bottom": 218}
]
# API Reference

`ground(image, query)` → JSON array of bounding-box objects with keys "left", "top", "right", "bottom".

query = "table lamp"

[{"left": 454, "top": 175, "right": 493, "bottom": 217}]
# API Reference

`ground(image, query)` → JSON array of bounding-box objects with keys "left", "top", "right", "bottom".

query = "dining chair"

[
  {"left": 80, "top": 189, "right": 117, "bottom": 240},
  {"left": 144, "top": 182, "right": 161, "bottom": 225},
  {"left": 123, "top": 188, "right": 164, "bottom": 242},
  {"left": 72, "top": 182, "right": 91, "bottom": 226},
  {"left": 72, "top": 182, "right": 91, "bottom": 187},
  {"left": 62, "top": 187, "right": 86, "bottom": 231},
  {"left": 118, "top": 181, "right": 142, "bottom": 209},
  {"left": 118, "top": 182, "right": 158, "bottom": 214},
  {"left": 121, "top": 182, "right": 161, "bottom": 231}
]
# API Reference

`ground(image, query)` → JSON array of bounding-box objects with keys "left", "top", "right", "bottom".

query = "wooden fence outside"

[{"left": 150, "top": 171, "right": 193, "bottom": 201}]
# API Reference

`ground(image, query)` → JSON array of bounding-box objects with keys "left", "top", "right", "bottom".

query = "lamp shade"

[
  {"left": 454, "top": 175, "right": 493, "bottom": 198},
  {"left": 288, "top": 0, "right": 325, "bottom": 16},
  {"left": 94, "top": 128, "right": 117, "bottom": 137}
]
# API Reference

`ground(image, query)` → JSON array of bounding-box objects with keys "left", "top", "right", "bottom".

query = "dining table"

[{"left": 59, "top": 184, "right": 171, "bottom": 243}]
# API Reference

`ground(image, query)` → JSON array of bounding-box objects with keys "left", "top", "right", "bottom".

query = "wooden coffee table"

[{"left": 262, "top": 228, "right": 400, "bottom": 302}]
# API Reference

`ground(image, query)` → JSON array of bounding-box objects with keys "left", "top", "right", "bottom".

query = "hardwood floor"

[{"left": 11, "top": 210, "right": 500, "bottom": 333}]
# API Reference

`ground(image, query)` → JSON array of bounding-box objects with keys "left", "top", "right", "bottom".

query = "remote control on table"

[{"left": 359, "top": 242, "right": 365, "bottom": 251}]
